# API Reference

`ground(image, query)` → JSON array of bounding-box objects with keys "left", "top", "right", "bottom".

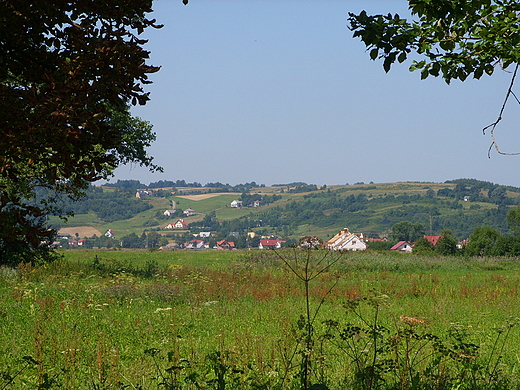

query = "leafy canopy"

[
  {"left": 348, "top": 0, "right": 520, "bottom": 83},
  {"left": 0, "top": 0, "right": 164, "bottom": 263}
]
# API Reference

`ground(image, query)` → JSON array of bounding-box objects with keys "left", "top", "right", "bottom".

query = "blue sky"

[{"left": 109, "top": 0, "right": 520, "bottom": 187}]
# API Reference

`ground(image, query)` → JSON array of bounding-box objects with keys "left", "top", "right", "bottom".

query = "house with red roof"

[
  {"left": 216, "top": 240, "right": 236, "bottom": 250},
  {"left": 424, "top": 235, "right": 442, "bottom": 246},
  {"left": 184, "top": 239, "right": 206, "bottom": 249},
  {"left": 259, "top": 239, "right": 285, "bottom": 249},
  {"left": 390, "top": 241, "right": 413, "bottom": 252},
  {"left": 165, "top": 219, "right": 189, "bottom": 230}
]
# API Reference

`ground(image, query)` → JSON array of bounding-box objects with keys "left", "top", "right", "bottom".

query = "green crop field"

[{"left": 3, "top": 250, "right": 520, "bottom": 389}]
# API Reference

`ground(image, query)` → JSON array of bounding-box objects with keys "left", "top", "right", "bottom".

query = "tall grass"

[{"left": 2, "top": 250, "right": 520, "bottom": 389}]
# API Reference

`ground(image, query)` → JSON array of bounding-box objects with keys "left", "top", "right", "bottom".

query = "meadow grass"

[{"left": 2, "top": 250, "right": 520, "bottom": 389}]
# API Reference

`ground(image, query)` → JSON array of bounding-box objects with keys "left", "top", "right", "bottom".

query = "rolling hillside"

[{"left": 52, "top": 179, "right": 520, "bottom": 244}]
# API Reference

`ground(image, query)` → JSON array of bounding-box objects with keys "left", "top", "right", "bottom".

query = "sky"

[{"left": 107, "top": 0, "right": 520, "bottom": 187}]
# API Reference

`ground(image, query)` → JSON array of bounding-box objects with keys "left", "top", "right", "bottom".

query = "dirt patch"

[
  {"left": 58, "top": 226, "right": 103, "bottom": 238},
  {"left": 176, "top": 193, "right": 240, "bottom": 201}
]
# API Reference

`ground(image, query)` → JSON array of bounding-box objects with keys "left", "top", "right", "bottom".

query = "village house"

[
  {"left": 216, "top": 240, "right": 236, "bottom": 250},
  {"left": 135, "top": 190, "right": 153, "bottom": 198},
  {"left": 325, "top": 228, "right": 367, "bottom": 251},
  {"left": 163, "top": 209, "right": 176, "bottom": 217},
  {"left": 184, "top": 239, "right": 206, "bottom": 249},
  {"left": 391, "top": 241, "right": 413, "bottom": 252},
  {"left": 165, "top": 219, "right": 189, "bottom": 229},
  {"left": 163, "top": 200, "right": 177, "bottom": 217},
  {"left": 104, "top": 229, "right": 115, "bottom": 238},
  {"left": 183, "top": 208, "right": 196, "bottom": 217},
  {"left": 424, "top": 235, "right": 442, "bottom": 246},
  {"left": 230, "top": 200, "right": 243, "bottom": 208},
  {"left": 259, "top": 239, "right": 285, "bottom": 249},
  {"left": 68, "top": 238, "right": 87, "bottom": 246}
]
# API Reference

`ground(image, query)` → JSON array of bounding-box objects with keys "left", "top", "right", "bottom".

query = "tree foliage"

[
  {"left": 0, "top": 0, "right": 163, "bottom": 263},
  {"left": 348, "top": 1, "right": 520, "bottom": 83}
]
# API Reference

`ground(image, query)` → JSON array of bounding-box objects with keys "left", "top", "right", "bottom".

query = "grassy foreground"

[{"left": 2, "top": 249, "right": 520, "bottom": 389}]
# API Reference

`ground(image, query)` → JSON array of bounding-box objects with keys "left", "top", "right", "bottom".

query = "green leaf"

[
  {"left": 370, "top": 48, "right": 379, "bottom": 60},
  {"left": 383, "top": 57, "right": 392, "bottom": 73}
]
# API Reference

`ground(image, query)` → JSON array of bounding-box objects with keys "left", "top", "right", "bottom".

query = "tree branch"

[{"left": 483, "top": 63, "right": 520, "bottom": 157}]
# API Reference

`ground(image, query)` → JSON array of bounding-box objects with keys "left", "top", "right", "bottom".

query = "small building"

[
  {"left": 104, "top": 229, "right": 115, "bottom": 238},
  {"left": 163, "top": 209, "right": 177, "bottom": 217},
  {"left": 325, "top": 228, "right": 366, "bottom": 251},
  {"left": 216, "top": 240, "right": 236, "bottom": 250},
  {"left": 183, "top": 208, "right": 196, "bottom": 216},
  {"left": 391, "top": 241, "right": 413, "bottom": 252},
  {"left": 424, "top": 235, "right": 442, "bottom": 246},
  {"left": 259, "top": 239, "right": 285, "bottom": 249},
  {"left": 163, "top": 200, "right": 177, "bottom": 216},
  {"left": 184, "top": 239, "right": 206, "bottom": 249},
  {"left": 165, "top": 219, "right": 189, "bottom": 229},
  {"left": 230, "top": 200, "right": 243, "bottom": 208},
  {"left": 135, "top": 190, "right": 153, "bottom": 198}
]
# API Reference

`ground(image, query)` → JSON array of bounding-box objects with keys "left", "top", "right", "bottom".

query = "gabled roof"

[
  {"left": 391, "top": 241, "right": 410, "bottom": 250},
  {"left": 325, "top": 228, "right": 366, "bottom": 251},
  {"left": 424, "top": 235, "right": 442, "bottom": 246},
  {"left": 259, "top": 239, "right": 285, "bottom": 247}
]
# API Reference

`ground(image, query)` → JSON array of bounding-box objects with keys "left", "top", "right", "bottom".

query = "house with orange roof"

[{"left": 216, "top": 240, "right": 236, "bottom": 250}]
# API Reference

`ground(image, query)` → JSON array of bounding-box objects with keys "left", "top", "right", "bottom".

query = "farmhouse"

[
  {"left": 230, "top": 200, "right": 243, "bottom": 208},
  {"left": 163, "top": 209, "right": 176, "bottom": 217},
  {"left": 135, "top": 190, "right": 153, "bottom": 198},
  {"left": 216, "top": 240, "right": 236, "bottom": 250},
  {"left": 163, "top": 200, "right": 177, "bottom": 216},
  {"left": 183, "top": 208, "right": 196, "bottom": 216},
  {"left": 165, "top": 219, "right": 189, "bottom": 229},
  {"left": 184, "top": 239, "right": 206, "bottom": 249},
  {"left": 391, "top": 241, "right": 413, "bottom": 252},
  {"left": 104, "top": 229, "right": 115, "bottom": 238},
  {"left": 325, "top": 228, "right": 366, "bottom": 251},
  {"left": 259, "top": 239, "right": 285, "bottom": 249},
  {"left": 424, "top": 235, "right": 442, "bottom": 246}
]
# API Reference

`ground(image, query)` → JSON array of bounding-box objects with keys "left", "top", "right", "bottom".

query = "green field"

[{"left": 3, "top": 250, "right": 520, "bottom": 389}]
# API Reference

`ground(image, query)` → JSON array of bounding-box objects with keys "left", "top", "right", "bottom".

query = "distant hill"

[{"left": 52, "top": 179, "right": 520, "bottom": 244}]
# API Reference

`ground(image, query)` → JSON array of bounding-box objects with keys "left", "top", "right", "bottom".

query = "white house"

[
  {"left": 104, "top": 229, "right": 115, "bottom": 238},
  {"left": 259, "top": 239, "right": 285, "bottom": 249},
  {"left": 165, "top": 219, "right": 189, "bottom": 229},
  {"left": 230, "top": 200, "right": 243, "bottom": 208},
  {"left": 135, "top": 190, "right": 153, "bottom": 198},
  {"left": 325, "top": 228, "right": 366, "bottom": 251},
  {"left": 163, "top": 209, "right": 176, "bottom": 217},
  {"left": 184, "top": 239, "right": 206, "bottom": 249},
  {"left": 391, "top": 241, "right": 413, "bottom": 253},
  {"left": 183, "top": 208, "right": 196, "bottom": 216},
  {"left": 163, "top": 200, "right": 177, "bottom": 216}
]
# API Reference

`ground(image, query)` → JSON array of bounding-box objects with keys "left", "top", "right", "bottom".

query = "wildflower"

[
  {"left": 154, "top": 307, "right": 172, "bottom": 313},
  {"left": 400, "top": 315, "right": 427, "bottom": 326}
]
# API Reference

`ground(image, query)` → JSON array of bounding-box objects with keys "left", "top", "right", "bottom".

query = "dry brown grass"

[
  {"left": 59, "top": 226, "right": 103, "bottom": 237},
  {"left": 176, "top": 192, "right": 241, "bottom": 201}
]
